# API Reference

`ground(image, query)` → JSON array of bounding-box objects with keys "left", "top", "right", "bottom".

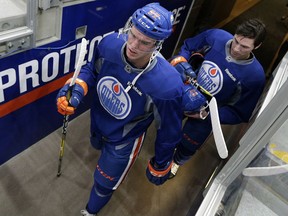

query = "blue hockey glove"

[
  {"left": 182, "top": 84, "right": 207, "bottom": 113},
  {"left": 170, "top": 56, "right": 196, "bottom": 82},
  {"left": 146, "top": 157, "right": 172, "bottom": 186},
  {"left": 174, "top": 61, "right": 197, "bottom": 82},
  {"left": 56, "top": 78, "right": 88, "bottom": 115}
]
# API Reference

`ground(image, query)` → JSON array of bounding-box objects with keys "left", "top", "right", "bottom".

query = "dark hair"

[{"left": 235, "top": 18, "right": 266, "bottom": 47}]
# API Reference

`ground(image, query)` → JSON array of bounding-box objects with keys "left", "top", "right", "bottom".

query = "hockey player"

[
  {"left": 169, "top": 18, "right": 267, "bottom": 178},
  {"left": 56, "top": 3, "right": 206, "bottom": 216}
]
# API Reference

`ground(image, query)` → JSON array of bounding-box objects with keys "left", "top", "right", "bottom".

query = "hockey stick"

[
  {"left": 188, "top": 78, "right": 228, "bottom": 159},
  {"left": 209, "top": 97, "right": 228, "bottom": 159},
  {"left": 57, "top": 38, "right": 87, "bottom": 177},
  {"left": 242, "top": 164, "right": 288, "bottom": 177}
]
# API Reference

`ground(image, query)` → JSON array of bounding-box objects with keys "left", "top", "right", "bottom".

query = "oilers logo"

[
  {"left": 197, "top": 60, "right": 223, "bottom": 95},
  {"left": 97, "top": 76, "right": 132, "bottom": 119}
]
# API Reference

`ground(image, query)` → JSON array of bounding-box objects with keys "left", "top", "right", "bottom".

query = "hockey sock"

[
  {"left": 86, "top": 182, "right": 114, "bottom": 214},
  {"left": 174, "top": 143, "right": 196, "bottom": 165}
]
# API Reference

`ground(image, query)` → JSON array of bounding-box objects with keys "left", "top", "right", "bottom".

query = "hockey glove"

[
  {"left": 170, "top": 56, "right": 196, "bottom": 82},
  {"left": 56, "top": 78, "right": 88, "bottom": 115},
  {"left": 188, "top": 45, "right": 211, "bottom": 73},
  {"left": 182, "top": 84, "right": 209, "bottom": 119},
  {"left": 146, "top": 157, "right": 172, "bottom": 186}
]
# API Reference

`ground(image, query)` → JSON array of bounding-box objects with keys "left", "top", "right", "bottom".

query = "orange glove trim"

[
  {"left": 170, "top": 56, "right": 187, "bottom": 66},
  {"left": 190, "top": 52, "right": 204, "bottom": 59},
  {"left": 65, "top": 78, "right": 88, "bottom": 96},
  {"left": 147, "top": 160, "right": 173, "bottom": 177}
]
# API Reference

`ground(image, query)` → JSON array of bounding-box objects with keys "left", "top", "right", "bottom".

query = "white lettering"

[
  {"left": 19, "top": 60, "right": 39, "bottom": 93},
  {"left": 0, "top": 21, "right": 181, "bottom": 103},
  {"left": 103, "top": 30, "right": 116, "bottom": 38},
  {"left": 61, "top": 45, "right": 76, "bottom": 74},
  {"left": 42, "top": 52, "right": 59, "bottom": 82},
  {"left": 225, "top": 69, "right": 236, "bottom": 82},
  {"left": 172, "top": 6, "right": 186, "bottom": 25},
  {"left": 88, "top": 36, "right": 102, "bottom": 62},
  {"left": 0, "top": 69, "right": 16, "bottom": 102},
  {"left": 0, "top": 34, "right": 101, "bottom": 103}
]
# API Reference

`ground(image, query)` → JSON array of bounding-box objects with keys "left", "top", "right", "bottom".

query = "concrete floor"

[{"left": 0, "top": 111, "right": 222, "bottom": 216}]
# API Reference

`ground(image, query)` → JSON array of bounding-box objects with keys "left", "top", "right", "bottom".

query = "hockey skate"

[
  {"left": 169, "top": 161, "right": 180, "bottom": 179},
  {"left": 80, "top": 209, "right": 96, "bottom": 216}
]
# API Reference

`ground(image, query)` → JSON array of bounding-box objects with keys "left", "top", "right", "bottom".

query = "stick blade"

[{"left": 209, "top": 97, "right": 228, "bottom": 159}]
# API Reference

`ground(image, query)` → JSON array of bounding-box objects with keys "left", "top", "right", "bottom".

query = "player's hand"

[
  {"left": 184, "top": 107, "right": 209, "bottom": 119},
  {"left": 182, "top": 84, "right": 207, "bottom": 112},
  {"left": 56, "top": 78, "right": 88, "bottom": 115},
  {"left": 170, "top": 56, "right": 197, "bottom": 82},
  {"left": 188, "top": 45, "right": 211, "bottom": 72},
  {"left": 146, "top": 157, "right": 172, "bottom": 185}
]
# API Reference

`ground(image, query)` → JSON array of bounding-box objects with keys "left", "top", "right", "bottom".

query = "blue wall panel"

[{"left": 0, "top": 0, "right": 193, "bottom": 164}]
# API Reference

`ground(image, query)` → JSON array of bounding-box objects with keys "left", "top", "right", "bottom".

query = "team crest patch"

[
  {"left": 97, "top": 76, "right": 132, "bottom": 119},
  {"left": 197, "top": 60, "right": 223, "bottom": 95}
]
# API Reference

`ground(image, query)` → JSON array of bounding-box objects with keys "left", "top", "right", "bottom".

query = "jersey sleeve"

[
  {"left": 152, "top": 86, "right": 183, "bottom": 166},
  {"left": 178, "top": 30, "right": 213, "bottom": 60},
  {"left": 77, "top": 61, "right": 98, "bottom": 88}
]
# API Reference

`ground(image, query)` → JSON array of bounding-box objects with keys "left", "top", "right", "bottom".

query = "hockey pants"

[{"left": 86, "top": 132, "right": 145, "bottom": 214}]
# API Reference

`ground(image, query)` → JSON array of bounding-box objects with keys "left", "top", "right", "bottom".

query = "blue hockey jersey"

[
  {"left": 179, "top": 29, "right": 266, "bottom": 124},
  {"left": 78, "top": 33, "right": 184, "bottom": 165}
]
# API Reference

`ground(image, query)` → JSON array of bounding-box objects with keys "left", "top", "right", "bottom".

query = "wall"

[{"left": 0, "top": 0, "right": 193, "bottom": 165}]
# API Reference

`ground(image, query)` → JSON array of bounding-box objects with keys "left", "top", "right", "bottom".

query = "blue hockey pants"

[{"left": 86, "top": 132, "right": 146, "bottom": 214}]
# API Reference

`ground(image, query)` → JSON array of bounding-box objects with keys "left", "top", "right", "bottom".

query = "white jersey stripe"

[{"left": 113, "top": 132, "right": 145, "bottom": 189}]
